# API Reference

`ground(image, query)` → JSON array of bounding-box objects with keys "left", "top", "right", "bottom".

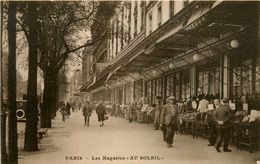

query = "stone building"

[{"left": 81, "top": 1, "right": 260, "bottom": 107}]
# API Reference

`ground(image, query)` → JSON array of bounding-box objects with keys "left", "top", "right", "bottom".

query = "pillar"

[
  {"left": 191, "top": 66, "right": 196, "bottom": 97},
  {"left": 222, "top": 55, "right": 230, "bottom": 99},
  {"left": 256, "top": 4, "right": 260, "bottom": 93}
]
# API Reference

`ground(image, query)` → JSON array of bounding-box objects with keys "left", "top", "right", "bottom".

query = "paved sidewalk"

[{"left": 18, "top": 112, "right": 260, "bottom": 164}]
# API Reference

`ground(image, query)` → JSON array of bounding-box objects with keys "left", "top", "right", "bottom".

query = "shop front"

[{"left": 165, "top": 69, "right": 191, "bottom": 101}]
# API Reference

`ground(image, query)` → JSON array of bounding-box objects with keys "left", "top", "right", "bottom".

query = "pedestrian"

[
  {"left": 177, "top": 99, "right": 186, "bottom": 134},
  {"left": 115, "top": 104, "right": 120, "bottom": 118},
  {"left": 197, "top": 95, "right": 209, "bottom": 120},
  {"left": 207, "top": 98, "right": 220, "bottom": 146},
  {"left": 111, "top": 104, "right": 116, "bottom": 116},
  {"left": 59, "top": 103, "right": 67, "bottom": 122},
  {"left": 66, "top": 102, "right": 71, "bottom": 119},
  {"left": 96, "top": 101, "right": 107, "bottom": 127},
  {"left": 198, "top": 95, "right": 209, "bottom": 113},
  {"left": 83, "top": 101, "right": 92, "bottom": 126},
  {"left": 153, "top": 96, "right": 163, "bottom": 130},
  {"left": 78, "top": 102, "right": 82, "bottom": 112},
  {"left": 186, "top": 97, "right": 193, "bottom": 112},
  {"left": 128, "top": 102, "right": 135, "bottom": 123},
  {"left": 214, "top": 97, "right": 233, "bottom": 152},
  {"left": 160, "top": 96, "right": 179, "bottom": 148},
  {"left": 191, "top": 97, "right": 198, "bottom": 111}
]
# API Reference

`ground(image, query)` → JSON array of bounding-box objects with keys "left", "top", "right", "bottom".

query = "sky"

[{"left": 2, "top": 24, "right": 90, "bottom": 83}]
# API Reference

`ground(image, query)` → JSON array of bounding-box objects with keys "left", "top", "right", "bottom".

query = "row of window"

[{"left": 108, "top": 1, "right": 191, "bottom": 62}]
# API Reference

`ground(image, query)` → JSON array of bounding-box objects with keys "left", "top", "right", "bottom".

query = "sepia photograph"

[{"left": 0, "top": 0, "right": 260, "bottom": 164}]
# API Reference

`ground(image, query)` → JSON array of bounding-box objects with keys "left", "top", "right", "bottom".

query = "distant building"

[{"left": 81, "top": 1, "right": 260, "bottom": 106}]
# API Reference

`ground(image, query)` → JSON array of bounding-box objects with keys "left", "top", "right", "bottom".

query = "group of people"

[
  {"left": 60, "top": 101, "right": 108, "bottom": 127},
  {"left": 60, "top": 94, "right": 234, "bottom": 151},
  {"left": 145, "top": 95, "right": 233, "bottom": 151},
  {"left": 149, "top": 96, "right": 179, "bottom": 148}
]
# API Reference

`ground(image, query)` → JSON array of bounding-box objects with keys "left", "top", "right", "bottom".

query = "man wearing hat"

[
  {"left": 160, "top": 96, "right": 179, "bottom": 148},
  {"left": 153, "top": 96, "right": 163, "bottom": 130},
  {"left": 214, "top": 97, "right": 233, "bottom": 152}
]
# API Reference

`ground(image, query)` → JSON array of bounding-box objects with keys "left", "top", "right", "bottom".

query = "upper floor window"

[
  {"left": 134, "top": 1, "right": 138, "bottom": 36},
  {"left": 140, "top": 1, "right": 145, "bottom": 31},
  {"left": 128, "top": 7, "right": 131, "bottom": 43},
  {"left": 121, "top": 14, "right": 124, "bottom": 50},
  {"left": 157, "top": 2, "right": 162, "bottom": 26},
  {"left": 148, "top": 12, "right": 153, "bottom": 34}
]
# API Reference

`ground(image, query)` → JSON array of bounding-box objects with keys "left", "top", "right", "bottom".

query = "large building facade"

[{"left": 81, "top": 1, "right": 260, "bottom": 107}]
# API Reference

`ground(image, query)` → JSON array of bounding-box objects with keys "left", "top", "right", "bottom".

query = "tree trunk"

[
  {"left": 41, "top": 73, "right": 52, "bottom": 128},
  {"left": 55, "top": 80, "right": 60, "bottom": 117},
  {"left": 1, "top": 109, "right": 8, "bottom": 164},
  {"left": 24, "top": 1, "right": 38, "bottom": 151},
  {"left": 7, "top": 1, "right": 18, "bottom": 164},
  {"left": 1, "top": 1, "right": 8, "bottom": 164},
  {"left": 51, "top": 72, "right": 59, "bottom": 119}
]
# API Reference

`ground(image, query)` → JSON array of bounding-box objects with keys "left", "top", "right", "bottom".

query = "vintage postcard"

[{"left": 1, "top": 0, "right": 260, "bottom": 164}]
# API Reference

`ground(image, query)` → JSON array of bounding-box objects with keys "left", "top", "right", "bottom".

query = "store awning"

[
  {"left": 103, "top": 1, "right": 219, "bottom": 84},
  {"left": 81, "top": 1, "right": 257, "bottom": 93}
]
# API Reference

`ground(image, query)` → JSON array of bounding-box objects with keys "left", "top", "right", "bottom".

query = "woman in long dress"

[{"left": 96, "top": 102, "right": 106, "bottom": 127}]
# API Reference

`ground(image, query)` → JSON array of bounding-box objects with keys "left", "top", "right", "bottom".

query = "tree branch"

[{"left": 16, "top": 18, "right": 29, "bottom": 39}]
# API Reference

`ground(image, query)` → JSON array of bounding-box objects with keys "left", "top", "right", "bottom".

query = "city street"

[
  {"left": 2, "top": 1, "right": 260, "bottom": 164},
  {"left": 18, "top": 111, "right": 259, "bottom": 164}
]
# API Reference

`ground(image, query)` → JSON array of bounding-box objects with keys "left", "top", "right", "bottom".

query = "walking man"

[
  {"left": 207, "top": 98, "right": 220, "bottom": 146},
  {"left": 59, "top": 103, "right": 67, "bottom": 122},
  {"left": 160, "top": 96, "right": 179, "bottom": 148},
  {"left": 154, "top": 96, "right": 163, "bottom": 130},
  {"left": 83, "top": 101, "right": 92, "bottom": 126},
  {"left": 128, "top": 102, "right": 135, "bottom": 123},
  {"left": 214, "top": 97, "right": 233, "bottom": 152},
  {"left": 66, "top": 102, "right": 71, "bottom": 119}
]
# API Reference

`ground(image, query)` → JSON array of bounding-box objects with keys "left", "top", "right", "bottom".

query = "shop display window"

[
  {"left": 146, "top": 81, "right": 152, "bottom": 104},
  {"left": 181, "top": 70, "right": 191, "bottom": 99},
  {"left": 231, "top": 59, "right": 253, "bottom": 97},
  {"left": 165, "top": 70, "right": 191, "bottom": 101},
  {"left": 155, "top": 78, "right": 162, "bottom": 99},
  {"left": 197, "top": 63, "right": 220, "bottom": 98},
  {"left": 175, "top": 72, "right": 181, "bottom": 100},
  {"left": 134, "top": 80, "right": 143, "bottom": 102},
  {"left": 166, "top": 74, "right": 174, "bottom": 97}
]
